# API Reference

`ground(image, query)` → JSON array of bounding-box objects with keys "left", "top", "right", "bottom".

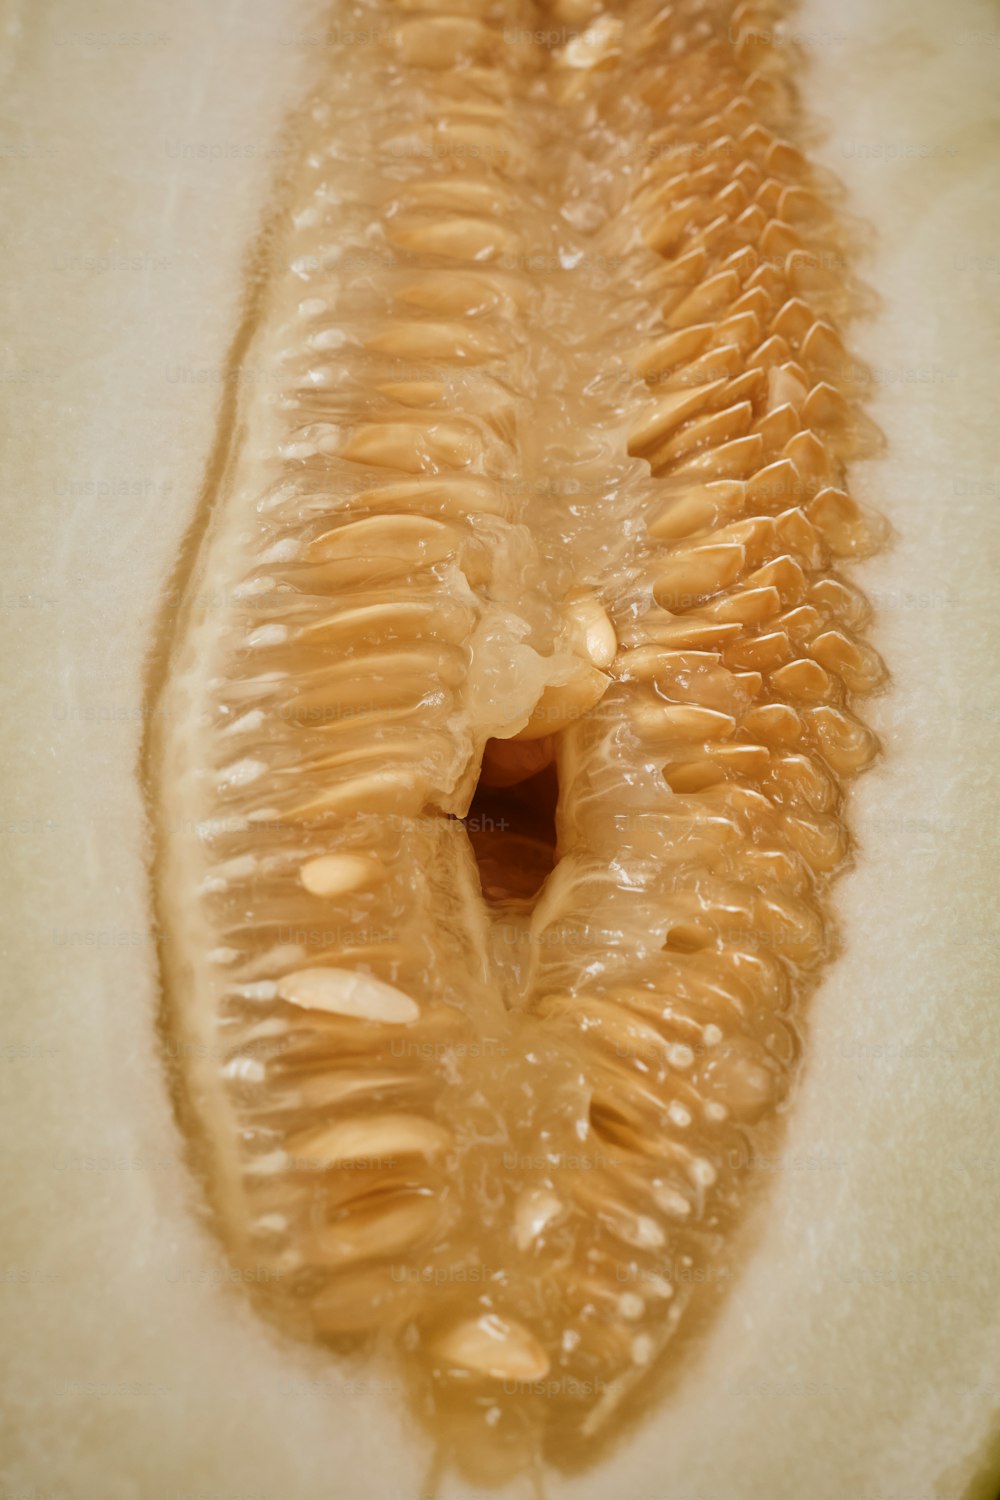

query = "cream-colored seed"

[
  {"left": 300, "top": 853, "right": 386, "bottom": 898},
  {"left": 318, "top": 1197, "right": 441, "bottom": 1268},
  {"left": 276, "top": 968, "right": 420, "bottom": 1024},
  {"left": 351, "top": 474, "right": 509, "bottom": 519},
  {"left": 368, "top": 320, "right": 500, "bottom": 363},
  {"left": 436, "top": 1315, "right": 551, "bottom": 1382},
  {"left": 516, "top": 663, "right": 611, "bottom": 740},
  {"left": 388, "top": 216, "right": 519, "bottom": 263},
  {"left": 285, "top": 766, "right": 426, "bottom": 819},
  {"left": 628, "top": 378, "right": 729, "bottom": 454},
  {"left": 563, "top": 591, "right": 617, "bottom": 669},
  {"left": 654, "top": 543, "right": 746, "bottom": 608},
  {"left": 339, "top": 419, "right": 481, "bottom": 472},
  {"left": 306, "top": 514, "right": 458, "bottom": 564},
  {"left": 290, "top": 1114, "right": 452, "bottom": 1167},
  {"left": 631, "top": 703, "right": 737, "bottom": 742}
]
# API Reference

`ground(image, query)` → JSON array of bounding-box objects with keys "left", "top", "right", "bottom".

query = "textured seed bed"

[{"left": 149, "top": 0, "right": 888, "bottom": 1481}]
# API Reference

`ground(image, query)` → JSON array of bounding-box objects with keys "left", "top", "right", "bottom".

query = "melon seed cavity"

[{"left": 148, "top": 0, "right": 888, "bottom": 1481}]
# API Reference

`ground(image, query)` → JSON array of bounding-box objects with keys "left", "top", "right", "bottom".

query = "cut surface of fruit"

[
  {"left": 149, "top": 0, "right": 897, "bottom": 1479},
  {"left": 2, "top": 0, "right": 999, "bottom": 1498}
]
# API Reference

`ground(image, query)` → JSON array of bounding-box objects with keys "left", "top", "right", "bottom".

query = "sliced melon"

[{"left": 0, "top": 0, "right": 998, "bottom": 1497}]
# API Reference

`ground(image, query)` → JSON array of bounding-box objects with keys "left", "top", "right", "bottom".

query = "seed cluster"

[{"left": 151, "top": 0, "right": 887, "bottom": 1478}]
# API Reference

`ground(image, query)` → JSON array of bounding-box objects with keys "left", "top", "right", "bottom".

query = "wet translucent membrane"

[{"left": 149, "top": 0, "right": 888, "bottom": 1482}]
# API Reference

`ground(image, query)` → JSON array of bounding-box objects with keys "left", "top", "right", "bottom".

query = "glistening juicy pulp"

[{"left": 150, "top": 0, "right": 888, "bottom": 1480}]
